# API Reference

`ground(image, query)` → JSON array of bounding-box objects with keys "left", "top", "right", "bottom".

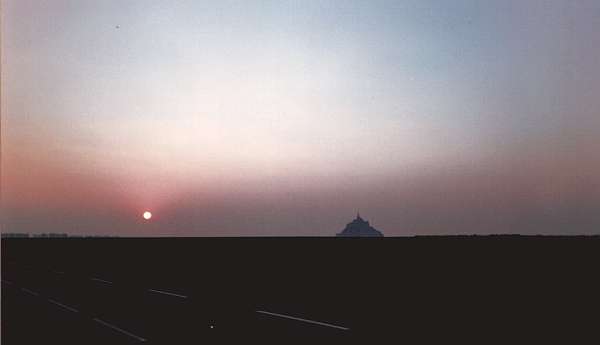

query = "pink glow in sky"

[{"left": 2, "top": 1, "right": 600, "bottom": 236}]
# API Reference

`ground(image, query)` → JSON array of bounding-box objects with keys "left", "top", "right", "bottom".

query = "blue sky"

[{"left": 2, "top": 0, "right": 599, "bottom": 235}]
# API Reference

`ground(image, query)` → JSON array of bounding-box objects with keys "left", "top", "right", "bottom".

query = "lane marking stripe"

[
  {"left": 21, "top": 288, "right": 40, "bottom": 296},
  {"left": 93, "top": 318, "right": 147, "bottom": 342},
  {"left": 90, "top": 277, "right": 113, "bottom": 284},
  {"left": 256, "top": 310, "right": 350, "bottom": 331},
  {"left": 147, "top": 289, "right": 188, "bottom": 299},
  {"left": 48, "top": 299, "right": 79, "bottom": 313}
]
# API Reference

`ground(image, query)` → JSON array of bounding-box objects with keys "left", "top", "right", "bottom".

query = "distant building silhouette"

[
  {"left": 0, "top": 233, "right": 116, "bottom": 238},
  {"left": 33, "top": 233, "right": 69, "bottom": 238},
  {"left": 336, "top": 212, "right": 384, "bottom": 237},
  {"left": 1, "top": 233, "right": 30, "bottom": 238}
]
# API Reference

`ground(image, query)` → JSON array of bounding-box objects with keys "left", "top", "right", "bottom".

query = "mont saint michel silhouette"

[{"left": 336, "top": 213, "right": 384, "bottom": 237}]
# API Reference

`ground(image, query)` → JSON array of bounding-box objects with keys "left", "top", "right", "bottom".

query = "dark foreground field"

[{"left": 2, "top": 236, "right": 599, "bottom": 344}]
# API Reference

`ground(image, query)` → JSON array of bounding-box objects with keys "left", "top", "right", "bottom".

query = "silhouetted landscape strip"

[{"left": 256, "top": 310, "right": 350, "bottom": 331}]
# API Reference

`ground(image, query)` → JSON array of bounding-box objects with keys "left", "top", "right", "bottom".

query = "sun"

[{"left": 143, "top": 211, "right": 152, "bottom": 220}]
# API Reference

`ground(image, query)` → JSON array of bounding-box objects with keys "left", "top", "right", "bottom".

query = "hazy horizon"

[{"left": 2, "top": 0, "right": 600, "bottom": 236}]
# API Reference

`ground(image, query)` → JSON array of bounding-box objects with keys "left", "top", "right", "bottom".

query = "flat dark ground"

[{"left": 2, "top": 236, "right": 599, "bottom": 344}]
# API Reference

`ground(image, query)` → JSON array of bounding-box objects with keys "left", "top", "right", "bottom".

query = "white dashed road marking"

[
  {"left": 93, "top": 318, "right": 147, "bottom": 342},
  {"left": 21, "top": 288, "right": 40, "bottom": 296},
  {"left": 256, "top": 310, "right": 350, "bottom": 331},
  {"left": 147, "top": 288, "right": 188, "bottom": 299},
  {"left": 90, "top": 277, "right": 113, "bottom": 284},
  {"left": 48, "top": 299, "right": 79, "bottom": 313}
]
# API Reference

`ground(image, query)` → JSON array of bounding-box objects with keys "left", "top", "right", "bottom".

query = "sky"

[{"left": 2, "top": 0, "right": 599, "bottom": 236}]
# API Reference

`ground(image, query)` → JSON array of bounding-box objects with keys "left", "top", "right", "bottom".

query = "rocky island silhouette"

[{"left": 336, "top": 213, "right": 384, "bottom": 237}]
